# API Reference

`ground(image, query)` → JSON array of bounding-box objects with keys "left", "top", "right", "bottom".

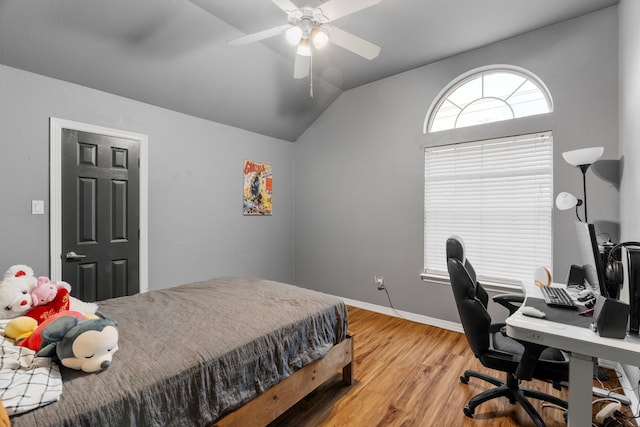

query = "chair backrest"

[{"left": 446, "top": 236, "right": 492, "bottom": 357}]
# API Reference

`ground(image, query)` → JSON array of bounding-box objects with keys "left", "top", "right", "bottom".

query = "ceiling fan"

[{"left": 226, "top": 0, "right": 381, "bottom": 91}]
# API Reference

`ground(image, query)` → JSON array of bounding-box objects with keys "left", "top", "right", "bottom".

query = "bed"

[{"left": 8, "top": 276, "right": 353, "bottom": 427}]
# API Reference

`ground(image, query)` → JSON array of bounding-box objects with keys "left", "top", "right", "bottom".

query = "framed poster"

[{"left": 243, "top": 160, "right": 272, "bottom": 216}]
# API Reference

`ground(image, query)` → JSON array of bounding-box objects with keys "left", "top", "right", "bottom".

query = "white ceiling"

[{"left": 0, "top": 0, "right": 619, "bottom": 141}]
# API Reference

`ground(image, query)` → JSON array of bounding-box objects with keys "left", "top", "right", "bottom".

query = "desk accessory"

[
  {"left": 594, "top": 401, "right": 621, "bottom": 425},
  {"left": 592, "top": 295, "right": 630, "bottom": 339},
  {"left": 533, "top": 266, "right": 551, "bottom": 287},
  {"left": 520, "top": 306, "right": 546, "bottom": 318},
  {"left": 579, "top": 308, "right": 594, "bottom": 316},
  {"left": 566, "top": 264, "right": 586, "bottom": 287},
  {"left": 592, "top": 387, "right": 631, "bottom": 406},
  {"left": 540, "top": 286, "right": 577, "bottom": 308}
]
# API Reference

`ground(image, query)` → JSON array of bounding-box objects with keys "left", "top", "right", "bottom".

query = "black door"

[{"left": 61, "top": 129, "right": 140, "bottom": 301}]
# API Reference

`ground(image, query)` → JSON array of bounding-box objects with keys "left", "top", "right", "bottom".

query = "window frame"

[
  {"left": 424, "top": 65, "right": 554, "bottom": 134},
  {"left": 421, "top": 66, "right": 554, "bottom": 293}
]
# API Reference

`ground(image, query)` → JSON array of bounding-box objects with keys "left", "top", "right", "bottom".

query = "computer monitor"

[{"left": 575, "top": 221, "right": 609, "bottom": 297}]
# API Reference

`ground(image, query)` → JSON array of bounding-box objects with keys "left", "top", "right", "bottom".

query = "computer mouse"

[{"left": 520, "top": 306, "right": 546, "bottom": 318}]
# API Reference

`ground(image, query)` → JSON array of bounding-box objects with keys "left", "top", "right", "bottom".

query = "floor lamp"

[{"left": 556, "top": 147, "right": 604, "bottom": 223}]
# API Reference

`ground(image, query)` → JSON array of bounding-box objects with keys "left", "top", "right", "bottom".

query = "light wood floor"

[{"left": 270, "top": 306, "right": 634, "bottom": 427}]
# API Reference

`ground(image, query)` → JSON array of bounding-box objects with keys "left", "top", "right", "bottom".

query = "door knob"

[{"left": 65, "top": 251, "right": 87, "bottom": 261}]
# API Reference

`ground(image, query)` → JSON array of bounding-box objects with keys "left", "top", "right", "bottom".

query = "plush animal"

[
  {"left": 0, "top": 265, "right": 38, "bottom": 319},
  {"left": 0, "top": 275, "right": 37, "bottom": 319},
  {"left": 3, "top": 316, "right": 38, "bottom": 343},
  {"left": 25, "top": 287, "right": 71, "bottom": 324},
  {"left": 3, "top": 265, "right": 34, "bottom": 280},
  {"left": 31, "top": 277, "right": 71, "bottom": 306},
  {"left": 0, "top": 264, "right": 98, "bottom": 322},
  {"left": 18, "top": 310, "right": 118, "bottom": 373},
  {"left": 25, "top": 288, "right": 99, "bottom": 324}
]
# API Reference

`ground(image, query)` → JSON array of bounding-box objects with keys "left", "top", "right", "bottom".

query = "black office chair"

[{"left": 446, "top": 236, "right": 569, "bottom": 427}]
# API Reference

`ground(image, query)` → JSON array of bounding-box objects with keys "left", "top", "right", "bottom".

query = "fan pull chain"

[{"left": 309, "top": 45, "right": 314, "bottom": 98}]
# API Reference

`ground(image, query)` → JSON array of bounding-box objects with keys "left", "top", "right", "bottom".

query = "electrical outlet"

[{"left": 375, "top": 275, "right": 384, "bottom": 290}]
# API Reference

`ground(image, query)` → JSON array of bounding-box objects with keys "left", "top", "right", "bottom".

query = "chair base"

[{"left": 460, "top": 370, "right": 567, "bottom": 427}]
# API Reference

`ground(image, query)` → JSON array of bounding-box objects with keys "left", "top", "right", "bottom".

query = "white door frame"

[{"left": 49, "top": 117, "right": 149, "bottom": 293}]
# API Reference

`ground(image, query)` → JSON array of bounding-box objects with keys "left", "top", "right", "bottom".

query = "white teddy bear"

[
  {"left": 0, "top": 264, "right": 98, "bottom": 320},
  {"left": 3, "top": 264, "right": 35, "bottom": 280},
  {"left": 0, "top": 266, "right": 38, "bottom": 319}
]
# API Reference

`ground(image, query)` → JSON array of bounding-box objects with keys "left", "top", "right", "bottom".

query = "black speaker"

[
  {"left": 566, "top": 264, "right": 585, "bottom": 287},
  {"left": 592, "top": 295, "right": 630, "bottom": 339}
]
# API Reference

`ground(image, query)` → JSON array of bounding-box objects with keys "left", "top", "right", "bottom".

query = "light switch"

[{"left": 31, "top": 200, "right": 45, "bottom": 215}]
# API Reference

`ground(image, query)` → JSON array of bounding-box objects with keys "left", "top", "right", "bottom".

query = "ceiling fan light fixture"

[
  {"left": 297, "top": 38, "right": 311, "bottom": 57},
  {"left": 311, "top": 27, "right": 329, "bottom": 49},
  {"left": 225, "top": 0, "right": 382, "bottom": 88},
  {"left": 285, "top": 25, "right": 303, "bottom": 45}
]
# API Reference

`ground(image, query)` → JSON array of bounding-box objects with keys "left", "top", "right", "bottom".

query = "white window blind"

[{"left": 424, "top": 132, "right": 553, "bottom": 286}]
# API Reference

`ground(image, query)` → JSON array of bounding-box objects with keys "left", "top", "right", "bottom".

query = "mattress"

[{"left": 10, "top": 277, "right": 348, "bottom": 427}]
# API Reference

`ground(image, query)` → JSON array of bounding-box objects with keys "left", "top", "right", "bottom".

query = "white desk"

[{"left": 506, "top": 282, "right": 640, "bottom": 426}]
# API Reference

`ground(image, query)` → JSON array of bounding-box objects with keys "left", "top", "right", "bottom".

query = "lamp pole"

[{"left": 579, "top": 164, "right": 590, "bottom": 223}]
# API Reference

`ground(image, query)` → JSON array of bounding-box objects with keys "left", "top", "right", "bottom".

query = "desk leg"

[{"left": 568, "top": 352, "right": 594, "bottom": 427}]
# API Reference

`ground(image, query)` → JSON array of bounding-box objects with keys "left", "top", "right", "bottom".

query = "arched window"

[
  {"left": 425, "top": 66, "right": 553, "bottom": 133},
  {"left": 423, "top": 66, "right": 554, "bottom": 289}
]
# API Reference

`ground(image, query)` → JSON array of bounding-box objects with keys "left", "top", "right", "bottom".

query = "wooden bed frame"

[{"left": 213, "top": 335, "right": 354, "bottom": 427}]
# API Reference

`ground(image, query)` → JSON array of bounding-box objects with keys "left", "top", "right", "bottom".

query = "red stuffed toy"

[
  {"left": 18, "top": 310, "right": 87, "bottom": 352},
  {"left": 24, "top": 288, "right": 70, "bottom": 324}
]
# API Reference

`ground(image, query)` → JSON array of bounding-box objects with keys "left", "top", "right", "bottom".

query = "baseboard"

[{"left": 340, "top": 297, "right": 464, "bottom": 333}]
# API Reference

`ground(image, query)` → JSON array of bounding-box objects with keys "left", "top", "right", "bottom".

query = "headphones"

[{"left": 604, "top": 241, "right": 640, "bottom": 285}]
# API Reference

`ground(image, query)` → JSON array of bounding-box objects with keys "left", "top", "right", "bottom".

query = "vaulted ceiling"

[{"left": 0, "top": 0, "right": 619, "bottom": 141}]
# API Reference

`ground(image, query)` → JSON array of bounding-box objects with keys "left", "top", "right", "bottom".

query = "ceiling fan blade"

[
  {"left": 293, "top": 54, "right": 310, "bottom": 79},
  {"left": 329, "top": 27, "right": 380, "bottom": 60},
  {"left": 272, "top": 0, "right": 301, "bottom": 16},
  {"left": 226, "top": 25, "right": 291, "bottom": 47},
  {"left": 319, "top": 0, "right": 381, "bottom": 22}
]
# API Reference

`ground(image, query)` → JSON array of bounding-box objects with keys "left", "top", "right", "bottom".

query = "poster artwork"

[{"left": 243, "top": 160, "right": 272, "bottom": 216}]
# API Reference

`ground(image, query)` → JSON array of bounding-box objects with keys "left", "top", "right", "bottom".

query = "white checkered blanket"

[{"left": 0, "top": 321, "right": 62, "bottom": 415}]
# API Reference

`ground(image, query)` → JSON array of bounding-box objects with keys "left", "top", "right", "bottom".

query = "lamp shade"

[
  {"left": 555, "top": 192, "right": 581, "bottom": 210},
  {"left": 296, "top": 38, "right": 311, "bottom": 57},
  {"left": 311, "top": 28, "right": 328, "bottom": 49},
  {"left": 286, "top": 26, "right": 303, "bottom": 45},
  {"left": 562, "top": 147, "right": 604, "bottom": 166}
]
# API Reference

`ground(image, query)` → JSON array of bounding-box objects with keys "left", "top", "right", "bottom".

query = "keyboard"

[{"left": 540, "top": 286, "right": 577, "bottom": 308}]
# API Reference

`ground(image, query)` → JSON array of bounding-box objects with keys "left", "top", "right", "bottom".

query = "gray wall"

[
  {"left": 294, "top": 7, "right": 620, "bottom": 323},
  {"left": 620, "top": 0, "right": 640, "bottom": 241},
  {"left": 0, "top": 6, "right": 625, "bottom": 326},
  {"left": 0, "top": 64, "right": 295, "bottom": 290},
  {"left": 618, "top": 0, "right": 640, "bottom": 395}
]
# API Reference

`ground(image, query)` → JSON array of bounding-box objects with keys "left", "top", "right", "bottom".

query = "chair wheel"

[
  {"left": 463, "top": 406, "right": 474, "bottom": 418},
  {"left": 460, "top": 375, "right": 469, "bottom": 384}
]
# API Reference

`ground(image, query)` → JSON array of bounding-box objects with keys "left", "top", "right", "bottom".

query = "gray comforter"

[{"left": 10, "top": 277, "right": 348, "bottom": 427}]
